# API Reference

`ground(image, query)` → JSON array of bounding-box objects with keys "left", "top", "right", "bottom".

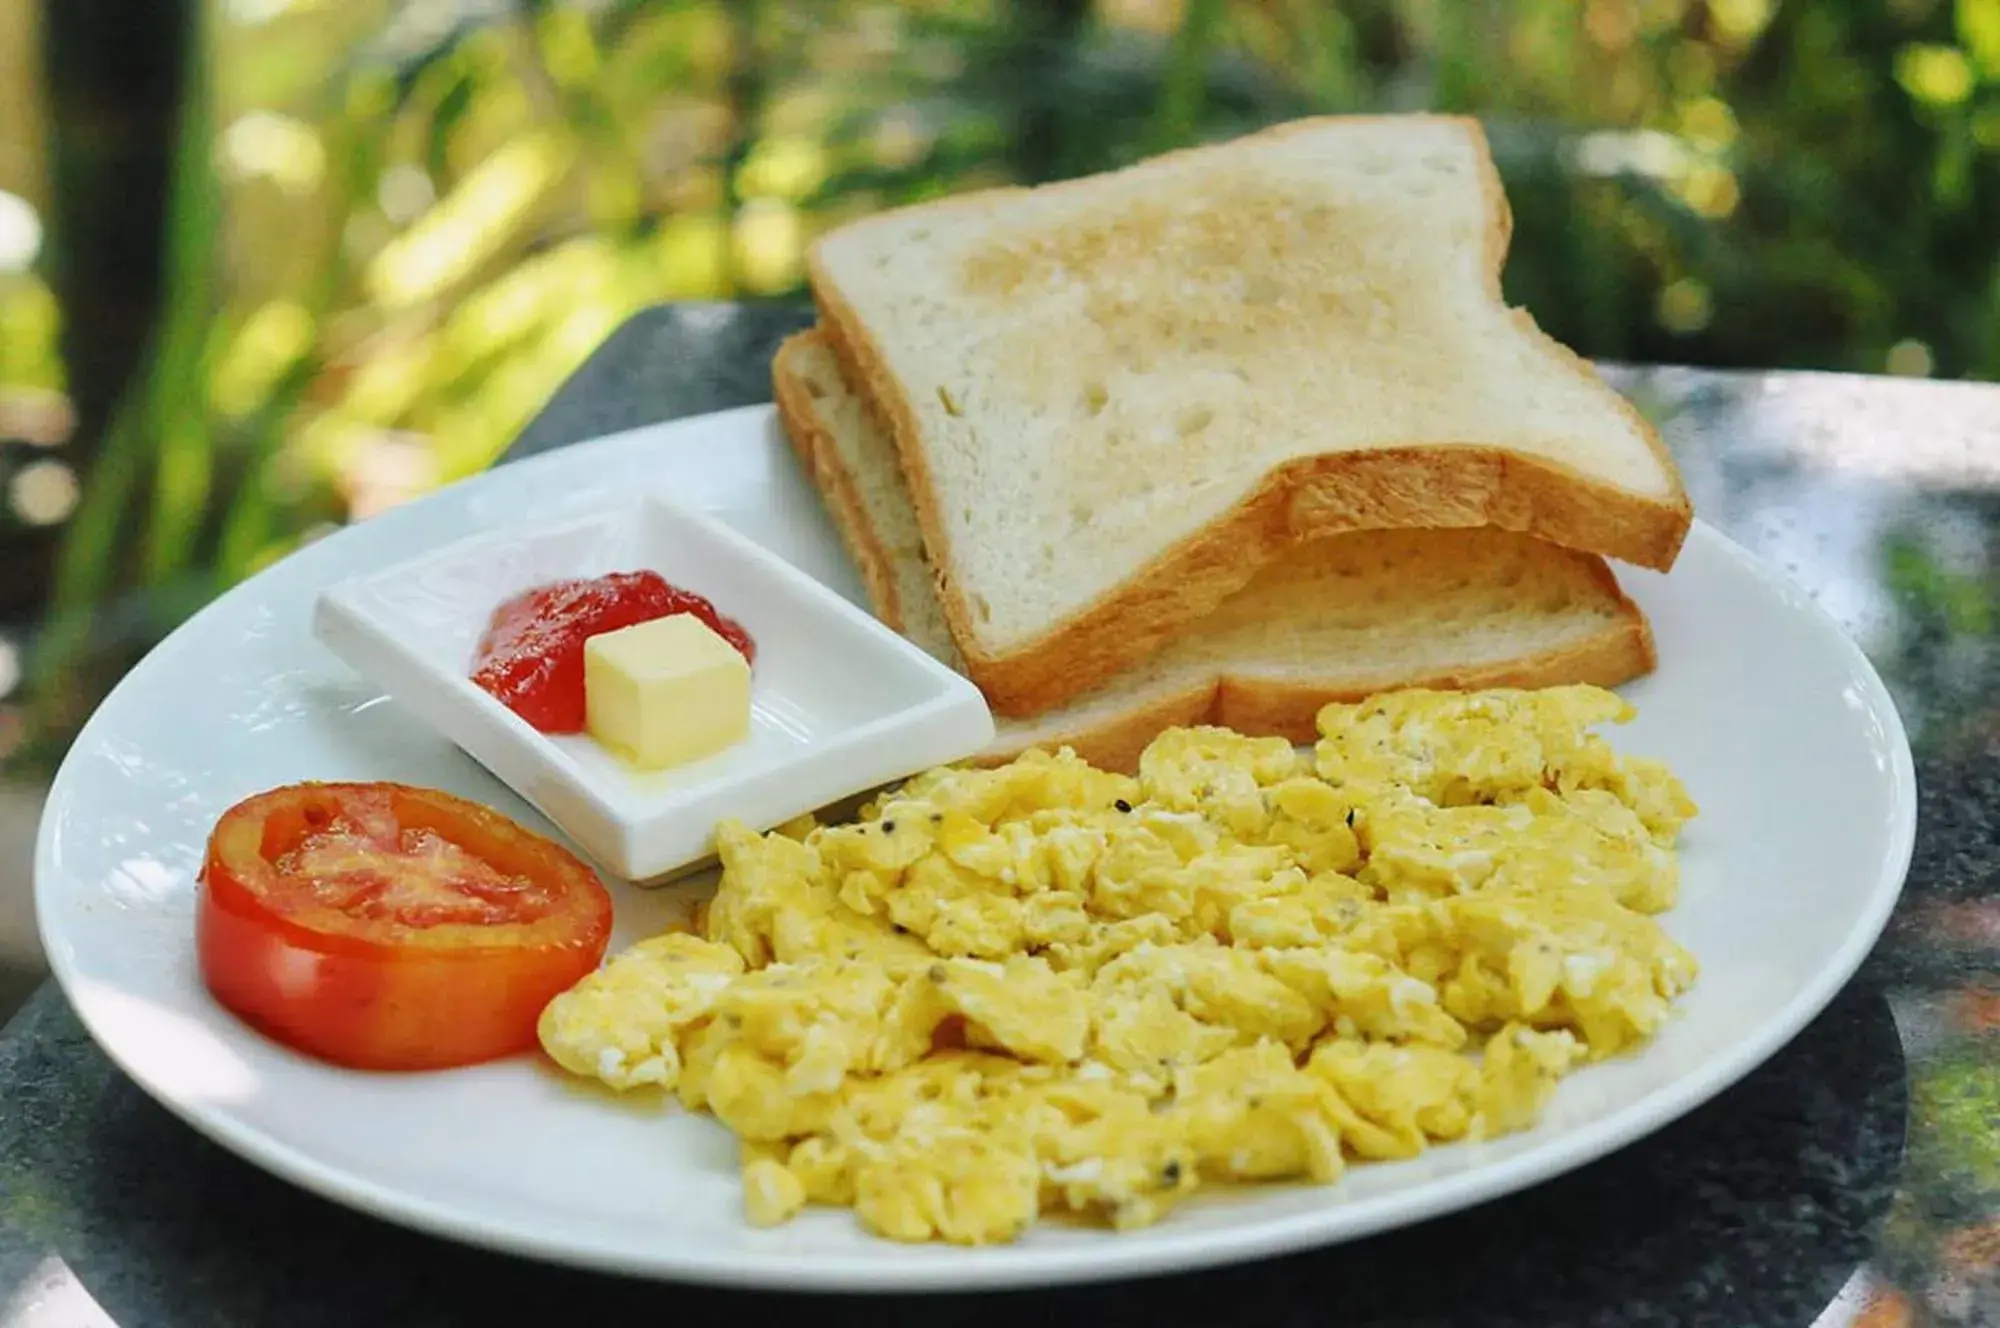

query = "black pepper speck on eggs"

[
  {"left": 883, "top": 820, "right": 897, "bottom": 833},
  {"left": 1115, "top": 799, "right": 1132, "bottom": 812}
]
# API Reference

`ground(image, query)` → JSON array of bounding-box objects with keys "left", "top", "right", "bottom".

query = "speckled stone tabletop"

[{"left": 3, "top": 303, "right": 1996, "bottom": 1327}]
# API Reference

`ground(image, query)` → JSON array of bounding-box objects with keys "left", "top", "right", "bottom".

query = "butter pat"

[{"left": 584, "top": 614, "right": 751, "bottom": 770}]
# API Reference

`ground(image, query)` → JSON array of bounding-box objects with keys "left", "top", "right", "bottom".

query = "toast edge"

[
  {"left": 973, "top": 587, "right": 1658, "bottom": 773},
  {"left": 807, "top": 114, "right": 1691, "bottom": 719},
  {"left": 771, "top": 330, "right": 908, "bottom": 632}
]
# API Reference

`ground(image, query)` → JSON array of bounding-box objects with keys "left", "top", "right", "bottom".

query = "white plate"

[
  {"left": 36, "top": 405, "right": 1916, "bottom": 1292},
  {"left": 312, "top": 491, "right": 992, "bottom": 881}
]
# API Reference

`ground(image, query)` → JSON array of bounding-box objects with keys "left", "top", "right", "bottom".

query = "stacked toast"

[{"left": 773, "top": 114, "right": 1691, "bottom": 770}]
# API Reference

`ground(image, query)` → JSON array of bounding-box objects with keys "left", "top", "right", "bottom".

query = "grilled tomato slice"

[{"left": 197, "top": 782, "right": 613, "bottom": 1071}]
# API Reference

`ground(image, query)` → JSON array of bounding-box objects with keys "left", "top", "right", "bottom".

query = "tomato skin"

[{"left": 196, "top": 782, "right": 613, "bottom": 1072}]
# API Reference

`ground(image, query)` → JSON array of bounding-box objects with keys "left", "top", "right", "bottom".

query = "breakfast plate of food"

[{"left": 35, "top": 114, "right": 1915, "bottom": 1290}]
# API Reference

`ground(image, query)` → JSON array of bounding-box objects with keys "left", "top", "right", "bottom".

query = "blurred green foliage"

[{"left": 5, "top": 0, "right": 1999, "bottom": 735}]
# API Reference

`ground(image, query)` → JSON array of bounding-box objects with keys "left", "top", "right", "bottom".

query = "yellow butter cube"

[{"left": 584, "top": 614, "right": 751, "bottom": 770}]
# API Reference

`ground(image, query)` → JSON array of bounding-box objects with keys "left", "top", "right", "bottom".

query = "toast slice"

[
  {"left": 809, "top": 113, "right": 1690, "bottom": 717},
  {"left": 774, "top": 328, "right": 1656, "bottom": 772}
]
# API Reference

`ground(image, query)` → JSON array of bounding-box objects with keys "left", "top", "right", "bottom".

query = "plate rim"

[{"left": 34, "top": 405, "right": 1919, "bottom": 1293}]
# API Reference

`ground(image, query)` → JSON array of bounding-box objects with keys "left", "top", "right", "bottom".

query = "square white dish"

[{"left": 310, "top": 490, "right": 993, "bottom": 881}]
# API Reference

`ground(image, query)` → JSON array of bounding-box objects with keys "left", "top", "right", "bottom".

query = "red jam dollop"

[{"left": 470, "top": 571, "right": 755, "bottom": 734}]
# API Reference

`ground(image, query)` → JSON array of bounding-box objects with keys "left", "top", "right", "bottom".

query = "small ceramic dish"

[{"left": 311, "top": 491, "right": 993, "bottom": 880}]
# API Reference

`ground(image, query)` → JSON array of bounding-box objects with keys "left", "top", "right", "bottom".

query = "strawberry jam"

[{"left": 470, "top": 571, "right": 755, "bottom": 734}]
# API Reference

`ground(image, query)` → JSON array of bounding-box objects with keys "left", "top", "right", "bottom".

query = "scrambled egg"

[{"left": 539, "top": 686, "right": 1698, "bottom": 1244}]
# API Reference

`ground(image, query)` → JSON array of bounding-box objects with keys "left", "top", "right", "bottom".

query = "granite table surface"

[{"left": 3, "top": 303, "right": 1997, "bottom": 1327}]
